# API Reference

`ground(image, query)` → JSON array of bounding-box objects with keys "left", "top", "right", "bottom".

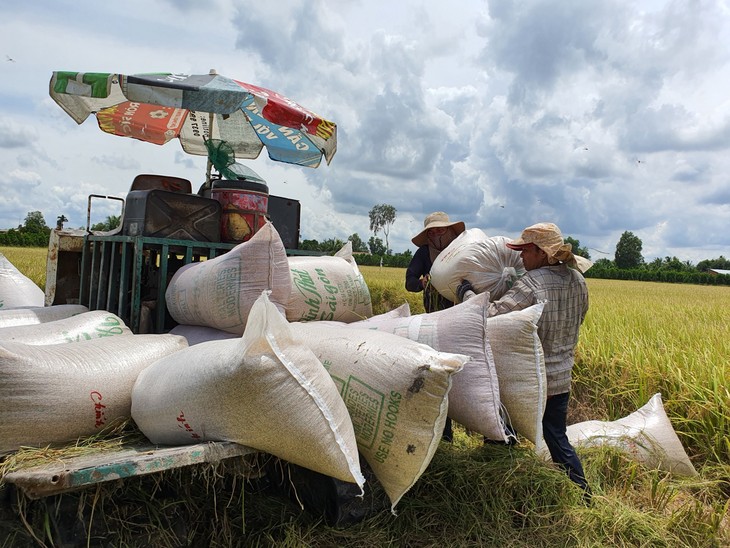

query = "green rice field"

[{"left": 1, "top": 248, "right": 728, "bottom": 546}]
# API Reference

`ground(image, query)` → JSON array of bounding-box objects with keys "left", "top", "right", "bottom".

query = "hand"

[
  {"left": 421, "top": 274, "right": 431, "bottom": 289},
  {"left": 456, "top": 279, "right": 474, "bottom": 302}
]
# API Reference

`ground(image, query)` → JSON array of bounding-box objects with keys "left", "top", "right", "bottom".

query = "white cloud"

[{"left": 0, "top": 0, "right": 729, "bottom": 263}]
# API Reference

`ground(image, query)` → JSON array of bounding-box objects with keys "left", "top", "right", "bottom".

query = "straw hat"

[
  {"left": 506, "top": 222, "right": 593, "bottom": 272},
  {"left": 411, "top": 212, "right": 466, "bottom": 247}
]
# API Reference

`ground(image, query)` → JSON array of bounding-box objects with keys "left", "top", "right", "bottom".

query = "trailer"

[{"left": 1, "top": 172, "right": 372, "bottom": 534}]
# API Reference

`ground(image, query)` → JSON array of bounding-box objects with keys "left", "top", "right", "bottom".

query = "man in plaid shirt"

[{"left": 458, "top": 222, "right": 592, "bottom": 501}]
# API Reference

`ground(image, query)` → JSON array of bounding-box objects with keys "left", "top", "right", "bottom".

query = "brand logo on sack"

[
  {"left": 176, "top": 411, "right": 201, "bottom": 440},
  {"left": 90, "top": 391, "right": 107, "bottom": 428}
]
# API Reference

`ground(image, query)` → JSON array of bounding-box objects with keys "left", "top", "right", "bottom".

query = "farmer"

[
  {"left": 406, "top": 211, "right": 465, "bottom": 442},
  {"left": 458, "top": 222, "right": 592, "bottom": 500},
  {"left": 405, "top": 211, "right": 466, "bottom": 313}
]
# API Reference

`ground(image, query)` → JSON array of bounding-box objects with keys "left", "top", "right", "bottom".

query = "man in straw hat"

[
  {"left": 406, "top": 212, "right": 466, "bottom": 314},
  {"left": 458, "top": 222, "right": 592, "bottom": 500},
  {"left": 406, "top": 211, "right": 465, "bottom": 443}
]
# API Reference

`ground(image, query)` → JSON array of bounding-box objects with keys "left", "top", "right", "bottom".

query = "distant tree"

[
  {"left": 319, "top": 238, "right": 346, "bottom": 254},
  {"left": 646, "top": 256, "right": 694, "bottom": 272},
  {"left": 592, "top": 258, "right": 615, "bottom": 269},
  {"left": 299, "top": 239, "right": 320, "bottom": 251},
  {"left": 90, "top": 215, "right": 122, "bottom": 232},
  {"left": 23, "top": 211, "right": 49, "bottom": 234},
  {"left": 347, "top": 233, "right": 369, "bottom": 253},
  {"left": 564, "top": 236, "right": 591, "bottom": 260},
  {"left": 697, "top": 256, "right": 730, "bottom": 272},
  {"left": 614, "top": 231, "right": 644, "bottom": 269},
  {"left": 368, "top": 204, "right": 397, "bottom": 253},
  {"left": 368, "top": 236, "right": 387, "bottom": 256}
]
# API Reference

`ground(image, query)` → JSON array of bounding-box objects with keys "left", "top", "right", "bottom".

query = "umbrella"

[{"left": 49, "top": 70, "right": 337, "bottom": 180}]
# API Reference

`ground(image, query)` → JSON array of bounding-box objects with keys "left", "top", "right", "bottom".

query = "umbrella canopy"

[{"left": 49, "top": 71, "right": 337, "bottom": 171}]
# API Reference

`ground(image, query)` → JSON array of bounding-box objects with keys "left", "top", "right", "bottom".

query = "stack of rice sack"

[
  {"left": 136, "top": 291, "right": 468, "bottom": 511},
  {"left": 330, "top": 293, "right": 548, "bottom": 446},
  {"left": 429, "top": 229, "right": 526, "bottom": 302},
  {"left": 152, "top": 224, "right": 465, "bottom": 509},
  {"left": 165, "top": 226, "right": 373, "bottom": 333},
  {"left": 161, "top": 223, "right": 545, "bottom": 506},
  {"left": 0, "top": 308, "right": 186, "bottom": 454}
]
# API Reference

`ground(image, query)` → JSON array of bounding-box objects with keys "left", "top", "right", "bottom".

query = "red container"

[{"left": 210, "top": 180, "right": 269, "bottom": 243}]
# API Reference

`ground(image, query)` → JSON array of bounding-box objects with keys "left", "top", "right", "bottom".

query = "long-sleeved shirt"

[
  {"left": 487, "top": 264, "right": 589, "bottom": 396},
  {"left": 405, "top": 245, "right": 454, "bottom": 313}
]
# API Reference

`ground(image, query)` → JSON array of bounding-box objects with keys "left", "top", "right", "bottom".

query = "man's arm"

[
  {"left": 486, "top": 277, "right": 536, "bottom": 316},
  {"left": 405, "top": 246, "right": 430, "bottom": 293}
]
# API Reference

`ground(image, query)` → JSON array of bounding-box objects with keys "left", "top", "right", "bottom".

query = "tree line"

[
  {"left": 2, "top": 209, "right": 728, "bottom": 285},
  {"left": 0, "top": 212, "right": 121, "bottom": 247}
]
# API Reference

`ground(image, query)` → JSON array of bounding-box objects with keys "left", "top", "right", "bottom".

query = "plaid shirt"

[{"left": 487, "top": 264, "right": 589, "bottom": 396}]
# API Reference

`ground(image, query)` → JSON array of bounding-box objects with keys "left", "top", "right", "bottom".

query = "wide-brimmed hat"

[
  {"left": 506, "top": 222, "right": 592, "bottom": 272},
  {"left": 411, "top": 212, "right": 465, "bottom": 247}
]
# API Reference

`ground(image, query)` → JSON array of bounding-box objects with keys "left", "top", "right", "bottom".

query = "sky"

[{"left": 1, "top": 0, "right": 729, "bottom": 263}]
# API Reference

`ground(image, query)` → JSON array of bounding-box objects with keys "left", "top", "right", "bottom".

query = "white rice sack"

[
  {"left": 171, "top": 302, "right": 411, "bottom": 345},
  {"left": 488, "top": 303, "right": 547, "bottom": 445},
  {"left": 165, "top": 222, "right": 291, "bottom": 335},
  {"left": 133, "top": 292, "right": 364, "bottom": 488},
  {"left": 0, "top": 311, "right": 131, "bottom": 344},
  {"left": 566, "top": 393, "right": 697, "bottom": 476},
  {"left": 0, "top": 253, "right": 45, "bottom": 309},
  {"left": 342, "top": 292, "right": 508, "bottom": 442},
  {"left": 430, "top": 229, "right": 526, "bottom": 302},
  {"left": 168, "top": 324, "right": 238, "bottom": 346},
  {"left": 363, "top": 302, "right": 410, "bottom": 321},
  {"left": 0, "top": 304, "right": 89, "bottom": 328},
  {"left": 0, "top": 334, "right": 188, "bottom": 454},
  {"left": 287, "top": 241, "right": 373, "bottom": 322},
  {"left": 288, "top": 321, "right": 468, "bottom": 511},
  {"left": 315, "top": 302, "right": 412, "bottom": 328}
]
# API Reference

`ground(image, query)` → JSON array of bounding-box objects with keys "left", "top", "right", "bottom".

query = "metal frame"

[{"left": 79, "top": 234, "right": 236, "bottom": 334}]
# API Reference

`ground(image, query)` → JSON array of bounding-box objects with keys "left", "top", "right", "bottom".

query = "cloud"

[
  {"left": 0, "top": 117, "right": 39, "bottom": 148},
  {"left": 1, "top": 0, "right": 730, "bottom": 263}
]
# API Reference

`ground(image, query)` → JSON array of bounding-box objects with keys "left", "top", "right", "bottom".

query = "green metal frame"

[
  {"left": 78, "top": 234, "right": 320, "bottom": 334},
  {"left": 79, "top": 234, "right": 236, "bottom": 334}
]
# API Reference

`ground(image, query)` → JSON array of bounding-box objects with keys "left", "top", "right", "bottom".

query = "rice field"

[
  {"left": 0, "top": 247, "right": 47, "bottom": 289},
  {"left": 1, "top": 249, "right": 728, "bottom": 546}
]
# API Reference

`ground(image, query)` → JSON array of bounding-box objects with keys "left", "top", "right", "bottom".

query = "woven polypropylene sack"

[
  {"left": 168, "top": 324, "right": 238, "bottom": 346},
  {"left": 165, "top": 222, "right": 290, "bottom": 334},
  {"left": 133, "top": 292, "right": 364, "bottom": 488},
  {"left": 0, "top": 304, "right": 89, "bottom": 328},
  {"left": 430, "top": 229, "right": 525, "bottom": 302},
  {"left": 0, "top": 311, "right": 131, "bottom": 344},
  {"left": 288, "top": 321, "right": 467, "bottom": 511},
  {"left": 0, "top": 253, "right": 45, "bottom": 309},
  {"left": 286, "top": 241, "right": 372, "bottom": 322},
  {"left": 343, "top": 292, "right": 507, "bottom": 442},
  {"left": 488, "top": 303, "right": 547, "bottom": 445},
  {"left": 0, "top": 333, "right": 188, "bottom": 454},
  {"left": 566, "top": 393, "right": 697, "bottom": 476}
]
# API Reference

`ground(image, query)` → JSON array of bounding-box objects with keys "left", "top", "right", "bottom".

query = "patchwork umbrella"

[{"left": 49, "top": 70, "right": 337, "bottom": 178}]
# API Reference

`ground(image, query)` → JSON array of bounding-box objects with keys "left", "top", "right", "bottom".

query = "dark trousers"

[{"left": 542, "top": 392, "right": 590, "bottom": 494}]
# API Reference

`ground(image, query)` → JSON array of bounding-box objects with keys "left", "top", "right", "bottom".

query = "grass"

[
  {"left": 0, "top": 247, "right": 46, "bottom": 290},
  {"left": 1, "top": 249, "right": 729, "bottom": 546}
]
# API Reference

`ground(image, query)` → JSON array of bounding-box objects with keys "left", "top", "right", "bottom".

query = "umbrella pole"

[{"left": 205, "top": 112, "right": 215, "bottom": 185}]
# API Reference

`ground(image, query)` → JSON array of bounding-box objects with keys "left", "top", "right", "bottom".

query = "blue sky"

[{"left": 1, "top": 0, "right": 729, "bottom": 263}]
